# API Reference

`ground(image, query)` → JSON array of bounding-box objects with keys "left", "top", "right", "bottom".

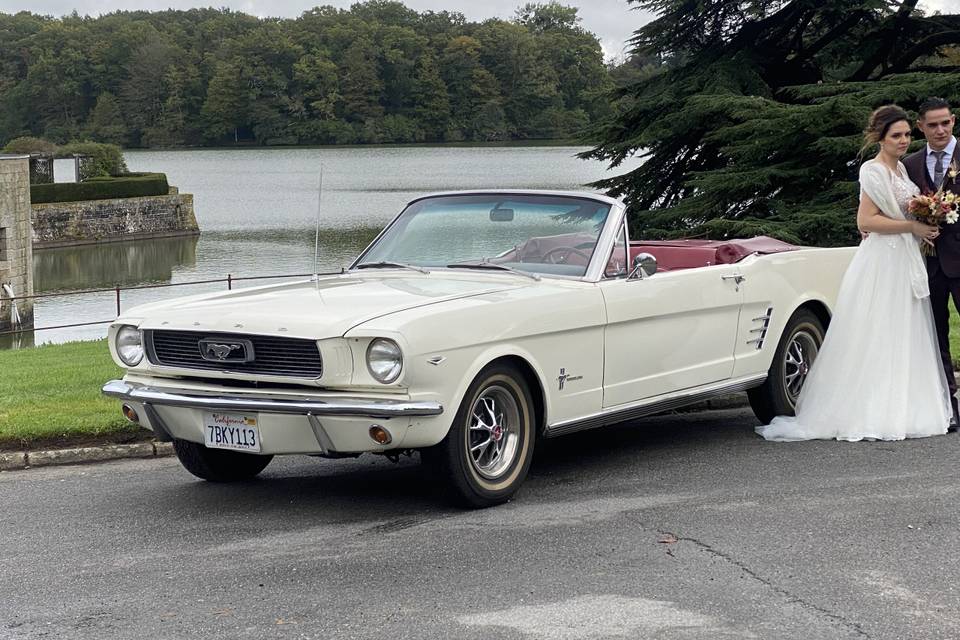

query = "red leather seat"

[{"left": 628, "top": 236, "right": 798, "bottom": 272}]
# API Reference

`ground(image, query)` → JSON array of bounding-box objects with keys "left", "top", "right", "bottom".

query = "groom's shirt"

[{"left": 926, "top": 136, "right": 957, "bottom": 185}]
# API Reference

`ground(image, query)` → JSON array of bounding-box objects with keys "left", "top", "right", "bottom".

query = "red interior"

[
  {"left": 628, "top": 236, "right": 799, "bottom": 272},
  {"left": 500, "top": 233, "right": 799, "bottom": 274}
]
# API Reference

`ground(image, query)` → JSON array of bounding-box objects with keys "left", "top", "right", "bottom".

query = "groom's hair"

[{"left": 919, "top": 97, "right": 951, "bottom": 119}]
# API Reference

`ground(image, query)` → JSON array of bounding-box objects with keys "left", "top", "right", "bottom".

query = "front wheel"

[
  {"left": 748, "top": 309, "right": 825, "bottom": 425},
  {"left": 422, "top": 364, "right": 536, "bottom": 508},
  {"left": 172, "top": 439, "right": 273, "bottom": 482}
]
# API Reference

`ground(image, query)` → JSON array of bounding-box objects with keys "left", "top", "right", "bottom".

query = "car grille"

[{"left": 144, "top": 330, "right": 323, "bottom": 378}]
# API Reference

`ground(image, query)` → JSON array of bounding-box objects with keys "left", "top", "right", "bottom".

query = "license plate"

[{"left": 203, "top": 412, "right": 261, "bottom": 453}]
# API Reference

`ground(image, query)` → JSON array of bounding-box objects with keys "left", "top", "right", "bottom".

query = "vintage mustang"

[{"left": 103, "top": 190, "right": 854, "bottom": 507}]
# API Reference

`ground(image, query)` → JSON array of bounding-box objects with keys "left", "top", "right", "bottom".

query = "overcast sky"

[{"left": 1, "top": 0, "right": 958, "bottom": 61}]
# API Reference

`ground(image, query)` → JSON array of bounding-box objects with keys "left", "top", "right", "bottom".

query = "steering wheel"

[{"left": 541, "top": 246, "right": 592, "bottom": 264}]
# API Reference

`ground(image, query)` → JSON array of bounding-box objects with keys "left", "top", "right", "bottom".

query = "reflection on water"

[
  {"left": 0, "top": 331, "right": 35, "bottom": 350},
  {"left": 17, "top": 144, "right": 642, "bottom": 347},
  {"left": 35, "top": 236, "right": 199, "bottom": 292},
  {"left": 25, "top": 227, "right": 381, "bottom": 346}
]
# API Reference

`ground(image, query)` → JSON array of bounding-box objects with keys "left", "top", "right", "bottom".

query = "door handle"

[{"left": 721, "top": 273, "right": 745, "bottom": 291}]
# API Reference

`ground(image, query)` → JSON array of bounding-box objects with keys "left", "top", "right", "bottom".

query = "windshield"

[{"left": 355, "top": 194, "right": 612, "bottom": 278}]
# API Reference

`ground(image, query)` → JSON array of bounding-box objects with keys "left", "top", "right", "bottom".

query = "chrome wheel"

[
  {"left": 783, "top": 329, "right": 820, "bottom": 407},
  {"left": 467, "top": 384, "right": 520, "bottom": 480},
  {"left": 423, "top": 364, "right": 535, "bottom": 508},
  {"left": 748, "top": 309, "right": 826, "bottom": 425}
]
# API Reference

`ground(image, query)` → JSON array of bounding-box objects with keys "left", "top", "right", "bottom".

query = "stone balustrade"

[{"left": 32, "top": 191, "right": 199, "bottom": 249}]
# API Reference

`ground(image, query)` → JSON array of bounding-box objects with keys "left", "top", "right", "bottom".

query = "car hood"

[{"left": 128, "top": 272, "right": 526, "bottom": 339}]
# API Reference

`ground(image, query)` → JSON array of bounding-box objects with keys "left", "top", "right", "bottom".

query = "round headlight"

[
  {"left": 116, "top": 325, "right": 144, "bottom": 366},
  {"left": 366, "top": 338, "right": 402, "bottom": 384}
]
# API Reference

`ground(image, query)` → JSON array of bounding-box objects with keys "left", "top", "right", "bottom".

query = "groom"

[{"left": 904, "top": 97, "right": 960, "bottom": 428}]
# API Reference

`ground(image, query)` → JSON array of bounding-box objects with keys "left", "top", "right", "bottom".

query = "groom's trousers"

[{"left": 928, "top": 257, "right": 960, "bottom": 422}]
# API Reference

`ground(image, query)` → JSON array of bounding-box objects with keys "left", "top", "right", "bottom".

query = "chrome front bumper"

[
  {"left": 102, "top": 380, "right": 444, "bottom": 418},
  {"left": 101, "top": 380, "right": 444, "bottom": 452}
]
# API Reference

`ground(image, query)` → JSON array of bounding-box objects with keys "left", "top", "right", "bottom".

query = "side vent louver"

[{"left": 746, "top": 307, "right": 773, "bottom": 350}]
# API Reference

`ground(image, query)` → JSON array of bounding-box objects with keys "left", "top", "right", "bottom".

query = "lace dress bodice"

[
  {"left": 858, "top": 159, "right": 928, "bottom": 296},
  {"left": 891, "top": 162, "right": 920, "bottom": 215}
]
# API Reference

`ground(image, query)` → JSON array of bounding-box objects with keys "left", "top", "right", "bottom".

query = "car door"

[{"left": 598, "top": 257, "right": 744, "bottom": 408}]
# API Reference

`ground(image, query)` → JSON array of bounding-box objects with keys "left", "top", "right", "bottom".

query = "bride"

[{"left": 757, "top": 105, "right": 952, "bottom": 441}]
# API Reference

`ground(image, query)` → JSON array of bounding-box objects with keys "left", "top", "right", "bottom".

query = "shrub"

[
  {"left": 57, "top": 141, "right": 128, "bottom": 177},
  {"left": 2, "top": 136, "right": 59, "bottom": 155},
  {"left": 30, "top": 173, "right": 169, "bottom": 204}
]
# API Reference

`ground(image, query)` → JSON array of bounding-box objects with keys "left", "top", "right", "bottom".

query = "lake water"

[{"left": 14, "top": 144, "right": 641, "bottom": 347}]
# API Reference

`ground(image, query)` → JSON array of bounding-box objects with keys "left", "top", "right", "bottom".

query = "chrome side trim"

[
  {"left": 544, "top": 374, "right": 766, "bottom": 438},
  {"left": 102, "top": 380, "right": 444, "bottom": 418}
]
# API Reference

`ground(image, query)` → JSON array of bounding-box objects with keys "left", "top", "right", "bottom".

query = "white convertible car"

[{"left": 103, "top": 191, "right": 854, "bottom": 506}]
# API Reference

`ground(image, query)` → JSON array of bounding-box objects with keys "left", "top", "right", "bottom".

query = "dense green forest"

[{"left": 0, "top": 1, "right": 615, "bottom": 148}]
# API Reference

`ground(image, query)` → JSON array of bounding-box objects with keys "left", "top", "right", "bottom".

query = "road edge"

[
  {"left": 0, "top": 441, "right": 175, "bottom": 472},
  {"left": 0, "top": 394, "right": 751, "bottom": 472}
]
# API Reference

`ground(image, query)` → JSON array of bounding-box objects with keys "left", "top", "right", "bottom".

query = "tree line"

[{"left": 0, "top": 1, "right": 614, "bottom": 148}]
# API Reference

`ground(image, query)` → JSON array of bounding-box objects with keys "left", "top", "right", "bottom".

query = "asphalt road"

[{"left": 2, "top": 407, "right": 959, "bottom": 640}]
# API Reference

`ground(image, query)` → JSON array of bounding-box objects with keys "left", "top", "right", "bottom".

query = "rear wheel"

[
  {"left": 172, "top": 439, "right": 273, "bottom": 482},
  {"left": 423, "top": 364, "right": 536, "bottom": 508},
  {"left": 748, "top": 309, "right": 825, "bottom": 425}
]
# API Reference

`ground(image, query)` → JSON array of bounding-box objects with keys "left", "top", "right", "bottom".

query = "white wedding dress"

[{"left": 756, "top": 159, "right": 951, "bottom": 441}]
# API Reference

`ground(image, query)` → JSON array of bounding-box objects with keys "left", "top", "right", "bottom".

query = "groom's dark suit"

[{"left": 903, "top": 142, "right": 960, "bottom": 421}]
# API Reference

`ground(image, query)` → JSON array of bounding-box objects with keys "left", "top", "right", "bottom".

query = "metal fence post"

[
  {"left": 115, "top": 286, "right": 121, "bottom": 316},
  {"left": 227, "top": 274, "right": 232, "bottom": 290}
]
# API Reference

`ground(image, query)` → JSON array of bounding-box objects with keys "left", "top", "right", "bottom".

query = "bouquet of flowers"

[{"left": 908, "top": 163, "right": 959, "bottom": 254}]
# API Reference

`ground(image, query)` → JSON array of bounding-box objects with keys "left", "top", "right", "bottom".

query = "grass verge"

[
  {"left": 951, "top": 307, "right": 960, "bottom": 364},
  {"left": 0, "top": 339, "right": 143, "bottom": 451}
]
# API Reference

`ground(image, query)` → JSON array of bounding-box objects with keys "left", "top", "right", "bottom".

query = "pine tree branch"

[
  {"left": 793, "top": 10, "right": 816, "bottom": 52},
  {"left": 848, "top": 0, "right": 921, "bottom": 80},
  {"left": 886, "top": 31, "right": 960, "bottom": 75},
  {"left": 899, "top": 64, "right": 960, "bottom": 74},
  {"left": 794, "top": 10, "right": 871, "bottom": 62}
]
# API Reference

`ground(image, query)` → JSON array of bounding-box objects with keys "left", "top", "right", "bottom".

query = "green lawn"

[
  {"left": 3, "top": 306, "right": 960, "bottom": 450},
  {"left": 953, "top": 306, "right": 960, "bottom": 363},
  {"left": 0, "top": 339, "right": 139, "bottom": 449}
]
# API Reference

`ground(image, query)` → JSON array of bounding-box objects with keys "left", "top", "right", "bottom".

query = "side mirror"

[{"left": 629, "top": 252, "right": 657, "bottom": 279}]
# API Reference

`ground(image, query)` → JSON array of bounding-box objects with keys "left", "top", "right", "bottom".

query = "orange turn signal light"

[
  {"left": 121, "top": 404, "right": 140, "bottom": 424},
  {"left": 369, "top": 425, "right": 392, "bottom": 445}
]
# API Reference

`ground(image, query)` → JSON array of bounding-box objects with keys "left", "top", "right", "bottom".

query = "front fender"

[{"left": 448, "top": 344, "right": 553, "bottom": 428}]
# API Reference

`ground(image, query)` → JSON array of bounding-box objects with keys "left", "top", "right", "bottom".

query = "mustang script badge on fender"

[{"left": 558, "top": 367, "right": 583, "bottom": 391}]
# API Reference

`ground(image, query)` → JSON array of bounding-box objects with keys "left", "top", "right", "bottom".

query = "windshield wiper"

[
  {"left": 446, "top": 260, "right": 540, "bottom": 281},
  {"left": 354, "top": 261, "right": 430, "bottom": 274}
]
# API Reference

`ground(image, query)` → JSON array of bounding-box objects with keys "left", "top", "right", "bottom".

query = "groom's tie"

[{"left": 934, "top": 150, "right": 947, "bottom": 189}]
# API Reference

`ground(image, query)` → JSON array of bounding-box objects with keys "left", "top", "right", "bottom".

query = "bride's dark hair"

[{"left": 859, "top": 104, "right": 910, "bottom": 158}]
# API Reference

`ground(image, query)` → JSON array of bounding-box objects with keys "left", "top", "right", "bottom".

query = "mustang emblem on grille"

[
  {"left": 206, "top": 343, "right": 240, "bottom": 360},
  {"left": 198, "top": 338, "right": 255, "bottom": 363}
]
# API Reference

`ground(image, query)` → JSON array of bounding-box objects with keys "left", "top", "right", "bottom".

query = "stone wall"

[
  {"left": 0, "top": 155, "right": 34, "bottom": 333},
  {"left": 32, "top": 191, "right": 199, "bottom": 249}
]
